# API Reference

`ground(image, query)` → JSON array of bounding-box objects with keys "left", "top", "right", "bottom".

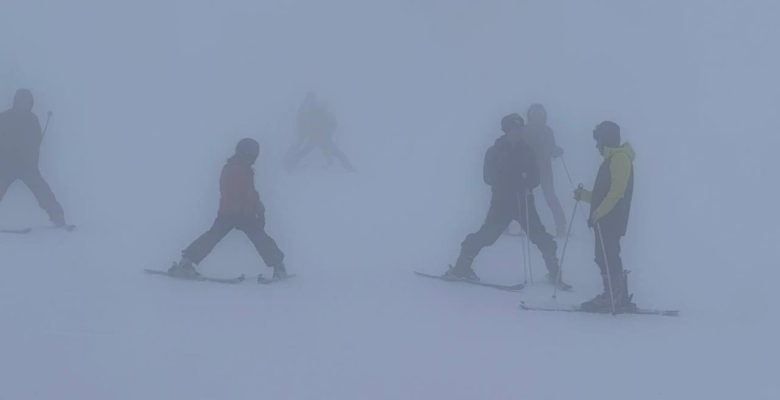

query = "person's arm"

[
  {"left": 483, "top": 145, "right": 498, "bottom": 186},
  {"left": 592, "top": 153, "right": 632, "bottom": 221},
  {"left": 548, "top": 127, "right": 563, "bottom": 158},
  {"left": 574, "top": 187, "right": 592, "bottom": 203},
  {"left": 32, "top": 115, "right": 43, "bottom": 142}
]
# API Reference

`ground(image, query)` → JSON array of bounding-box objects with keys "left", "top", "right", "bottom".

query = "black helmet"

[
  {"left": 235, "top": 138, "right": 260, "bottom": 163},
  {"left": 501, "top": 113, "right": 524, "bottom": 134},
  {"left": 13, "top": 89, "right": 34, "bottom": 111},
  {"left": 527, "top": 103, "right": 547, "bottom": 125},
  {"left": 593, "top": 121, "right": 621, "bottom": 148}
]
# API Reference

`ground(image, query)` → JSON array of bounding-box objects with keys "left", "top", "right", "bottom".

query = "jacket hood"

[{"left": 602, "top": 142, "right": 635, "bottom": 161}]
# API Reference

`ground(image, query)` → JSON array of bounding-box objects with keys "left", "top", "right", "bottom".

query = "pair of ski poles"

[
  {"left": 551, "top": 156, "right": 618, "bottom": 314},
  {"left": 518, "top": 156, "right": 582, "bottom": 299}
]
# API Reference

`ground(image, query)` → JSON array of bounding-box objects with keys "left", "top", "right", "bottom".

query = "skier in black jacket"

[
  {"left": 574, "top": 121, "right": 636, "bottom": 312},
  {"left": 444, "top": 114, "right": 567, "bottom": 288},
  {"left": 0, "top": 89, "right": 67, "bottom": 227}
]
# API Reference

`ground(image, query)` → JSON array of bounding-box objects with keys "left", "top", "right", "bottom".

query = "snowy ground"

[
  {"left": 1, "top": 161, "right": 776, "bottom": 400},
  {"left": 2, "top": 1, "right": 780, "bottom": 399}
]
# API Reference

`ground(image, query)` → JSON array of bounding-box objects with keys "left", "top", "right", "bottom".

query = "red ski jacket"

[{"left": 219, "top": 159, "right": 262, "bottom": 217}]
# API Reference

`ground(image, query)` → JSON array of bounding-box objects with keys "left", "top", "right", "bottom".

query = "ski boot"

[
  {"left": 580, "top": 291, "right": 612, "bottom": 312},
  {"left": 546, "top": 272, "right": 573, "bottom": 291},
  {"left": 272, "top": 263, "right": 288, "bottom": 280},
  {"left": 442, "top": 264, "right": 480, "bottom": 282},
  {"left": 612, "top": 271, "right": 637, "bottom": 313},
  {"left": 168, "top": 258, "right": 200, "bottom": 278}
]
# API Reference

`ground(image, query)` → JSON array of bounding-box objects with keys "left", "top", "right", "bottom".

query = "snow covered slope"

[
  {"left": 1, "top": 1, "right": 779, "bottom": 399},
  {"left": 0, "top": 162, "right": 776, "bottom": 399}
]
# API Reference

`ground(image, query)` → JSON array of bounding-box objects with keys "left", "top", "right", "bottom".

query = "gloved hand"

[
  {"left": 588, "top": 209, "right": 606, "bottom": 229},
  {"left": 552, "top": 146, "right": 564, "bottom": 158},
  {"left": 573, "top": 185, "right": 591, "bottom": 202}
]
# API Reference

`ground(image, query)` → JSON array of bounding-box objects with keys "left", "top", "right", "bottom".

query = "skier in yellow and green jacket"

[{"left": 574, "top": 121, "right": 636, "bottom": 313}]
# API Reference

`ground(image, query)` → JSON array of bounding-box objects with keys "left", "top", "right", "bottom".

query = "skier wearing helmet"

[
  {"left": 442, "top": 114, "right": 569, "bottom": 289},
  {"left": 168, "top": 138, "right": 288, "bottom": 281},
  {"left": 574, "top": 121, "right": 636, "bottom": 312}
]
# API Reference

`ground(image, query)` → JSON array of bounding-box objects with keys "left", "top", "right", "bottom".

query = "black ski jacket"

[
  {"left": 0, "top": 108, "right": 43, "bottom": 172},
  {"left": 483, "top": 134, "right": 540, "bottom": 198}
]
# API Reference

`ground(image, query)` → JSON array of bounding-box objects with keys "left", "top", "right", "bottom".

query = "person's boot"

[
  {"left": 611, "top": 271, "right": 637, "bottom": 313},
  {"left": 442, "top": 255, "right": 479, "bottom": 282},
  {"left": 272, "top": 263, "right": 288, "bottom": 280},
  {"left": 543, "top": 254, "right": 571, "bottom": 290},
  {"left": 581, "top": 273, "right": 613, "bottom": 312},
  {"left": 546, "top": 271, "right": 572, "bottom": 291},
  {"left": 167, "top": 257, "right": 200, "bottom": 278}
]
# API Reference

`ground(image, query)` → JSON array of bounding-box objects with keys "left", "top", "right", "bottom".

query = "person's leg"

[
  {"left": 285, "top": 141, "right": 316, "bottom": 171},
  {"left": 519, "top": 194, "right": 560, "bottom": 277},
  {"left": 539, "top": 162, "right": 566, "bottom": 236},
  {"left": 0, "top": 172, "right": 17, "bottom": 203},
  {"left": 583, "top": 224, "right": 628, "bottom": 310},
  {"left": 181, "top": 216, "right": 234, "bottom": 265},
  {"left": 600, "top": 228, "right": 630, "bottom": 305},
  {"left": 238, "top": 216, "right": 285, "bottom": 269},
  {"left": 453, "top": 197, "right": 512, "bottom": 276},
  {"left": 325, "top": 139, "right": 355, "bottom": 172},
  {"left": 20, "top": 169, "right": 65, "bottom": 226}
]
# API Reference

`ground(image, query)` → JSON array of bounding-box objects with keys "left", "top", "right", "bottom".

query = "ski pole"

[
  {"left": 41, "top": 111, "right": 52, "bottom": 138},
  {"left": 553, "top": 190, "right": 582, "bottom": 299},
  {"left": 596, "top": 222, "right": 617, "bottom": 315},
  {"left": 525, "top": 189, "right": 534, "bottom": 284},
  {"left": 560, "top": 156, "right": 582, "bottom": 222},
  {"left": 560, "top": 156, "right": 575, "bottom": 188},
  {"left": 517, "top": 191, "right": 529, "bottom": 284}
]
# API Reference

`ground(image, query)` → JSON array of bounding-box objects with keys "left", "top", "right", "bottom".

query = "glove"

[
  {"left": 552, "top": 146, "right": 564, "bottom": 158},
  {"left": 573, "top": 186, "right": 591, "bottom": 202},
  {"left": 588, "top": 209, "right": 606, "bottom": 229}
]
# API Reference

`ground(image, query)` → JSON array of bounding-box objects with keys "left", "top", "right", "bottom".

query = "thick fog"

[{"left": 1, "top": 1, "right": 778, "bottom": 399}]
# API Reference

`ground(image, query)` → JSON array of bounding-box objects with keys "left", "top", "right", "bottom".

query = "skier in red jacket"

[{"left": 168, "top": 138, "right": 287, "bottom": 280}]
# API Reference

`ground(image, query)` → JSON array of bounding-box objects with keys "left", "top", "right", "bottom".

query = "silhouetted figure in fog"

[
  {"left": 168, "top": 138, "right": 288, "bottom": 281},
  {"left": 0, "top": 89, "right": 68, "bottom": 227},
  {"left": 574, "top": 121, "right": 636, "bottom": 312},
  {"left": 285, "top": 92, "right": 355, "bottom": 172},
  {"left": 522, "top": 104, "right": 567, "bottom": 237},
  {"left": 443, "top": 114, "right": 570, "bottom": 289}
]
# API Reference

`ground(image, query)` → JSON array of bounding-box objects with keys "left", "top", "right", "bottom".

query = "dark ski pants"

[
  {"left": 594, "top": 224, "right": 625, "bottom": 289},
  {"left": 182, "top": 214, "right": 285, "bottom": 268},
  {"left": 286, "top": 139, "right": 354, "bottom": 171},
  {"left": 456, "top": 193, "right": 559, "bottom": 274},
  {"left": 540, "top": 161, "right": 566, "bottom": 235},
  {"left": 0, "top": 168, "right": 65, "bottom": 225}
]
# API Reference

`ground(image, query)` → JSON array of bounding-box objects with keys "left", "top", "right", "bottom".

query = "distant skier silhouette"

[{"left": 285, "top": 92, "right": 355, "bottom": 172}]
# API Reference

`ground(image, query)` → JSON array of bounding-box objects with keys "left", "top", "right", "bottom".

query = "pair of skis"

[
  {"left": 414, "top": 270, "right": 678, "bottom": 317},
  {"left": 144, "top": 269, "right": 295, "bottom": 285}
]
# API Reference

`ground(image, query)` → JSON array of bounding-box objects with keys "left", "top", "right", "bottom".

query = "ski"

[
  {"left": 519, "top": 301, "right": 679, "bottom": 317},
  {"left": 1, "top": 225, "right": 76, "bottom": 234},
  {"left": 257, "top": 274, "right": 296, "bottom": 285},
  {"left": 1, "top": 228, "right": 32, "bottom": 234},
  {"left": 414, "top": 271, "right": 524, "bottom": 292},
  {"left": 144, "top": 269, "right": 245, "bottom": 284}
]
